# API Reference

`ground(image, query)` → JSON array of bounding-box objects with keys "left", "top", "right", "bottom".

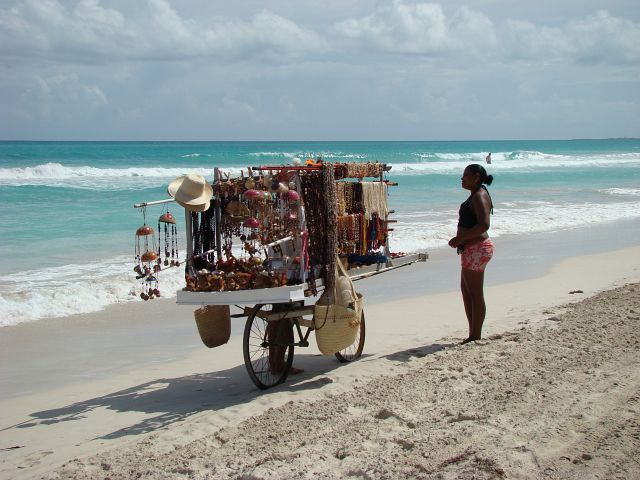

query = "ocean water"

[{"left": 1, "top": 139, "right": 639, "bottom": 326}]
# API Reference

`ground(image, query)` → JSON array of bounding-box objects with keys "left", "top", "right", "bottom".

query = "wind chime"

[
  {"left": 158, "top": 209, "right": 179, "bottom": 267},
  {"left": 134, "top": 207, "right": 160, "bottom": 301}
]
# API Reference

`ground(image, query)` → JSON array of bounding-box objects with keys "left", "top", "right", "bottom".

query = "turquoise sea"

[{"left": 1, "top": 139, "right": 639, "bottom": 326}]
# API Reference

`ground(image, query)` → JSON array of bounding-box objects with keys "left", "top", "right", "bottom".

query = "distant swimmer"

[{"left": 485, "top": 152, "right": 492, "bottom": 164}]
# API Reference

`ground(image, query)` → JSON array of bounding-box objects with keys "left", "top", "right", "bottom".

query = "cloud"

[
  {"left": 503, "top": 10, "right": 640, "bottom": 64},
  {"left": 2, "top": 1, "right": 638, "bottom": 67},
  {"left": 20, "top": 72, "right": 107, "bottom": 120},
  {"left": 0, "top": 0, "right": 327, "bottom": 64},
  {"left": 334, "top": 1, "right": 496, "bottom": 56},
  {"left": 333, "top": 2, "right": 640, "bottom": 66}
]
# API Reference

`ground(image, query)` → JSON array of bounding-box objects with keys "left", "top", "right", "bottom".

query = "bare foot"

[{"left": 460, "top": 337, "right": 480, "bottom": 345}]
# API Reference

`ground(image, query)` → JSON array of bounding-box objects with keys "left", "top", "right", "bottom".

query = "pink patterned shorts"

[{"left": 461, "top": 239, "right": 494, "bottom": 272}]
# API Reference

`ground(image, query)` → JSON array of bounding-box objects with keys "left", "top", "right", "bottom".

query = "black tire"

[
  {"left": 243, "top": 303, "right": 294, "bottom": 389},
  {"left": 335, "top": 310, "right": 366, "bottom": 363}
]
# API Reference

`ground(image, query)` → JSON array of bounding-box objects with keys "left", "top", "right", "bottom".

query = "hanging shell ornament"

[
  {"left": 276, "top": 182, "right": 289, "bottom": 193},
  {"left": 226, "top": 201, "right": 250, "bottom": 220},
  {"left": 244, "top": 189, "right": 260, "bottom": 199},
  {"left": 286, "top": 190, "right": 300, "bottom": 202},
  {"left": 136, "top": 225, "right": 154, "bottom": 236},
  {"left": 243, "top": 217, "right": 260, "bottom": 229},
  {"left": 141, "top": 251, "right": 158, "bottom": 262},
  {"left": 159, "top": 212, "right": 176, "bottom": 224}
]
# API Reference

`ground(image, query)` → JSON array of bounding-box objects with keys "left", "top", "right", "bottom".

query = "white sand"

[{"left": 0, "top": 243, "right": 638, "bottom": 479}]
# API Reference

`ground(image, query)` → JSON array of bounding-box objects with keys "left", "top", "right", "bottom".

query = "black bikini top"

[{"left": 458, "top": 186, "right": 493, "bottom": 229}]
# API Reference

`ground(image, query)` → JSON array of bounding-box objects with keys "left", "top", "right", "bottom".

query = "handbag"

[
  {"left": 314, "top": 257, "right": 363, "bottom": 355},
  {"left": 193, "top": 305, "right": 231, "bottom": 348}
]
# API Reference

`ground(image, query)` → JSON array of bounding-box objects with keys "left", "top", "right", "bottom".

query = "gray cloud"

[
  {"left": 0, "top": 0, "right": 327, "bottom": 64},
  {"left": 503, "top": 10, "right": 640, "bottom": 65},
  {"left": 333, "top": 2, "right": 640, "bottom": 65},
  {"left": 334, "top": 2, "right": 497, "bottom": 57}
]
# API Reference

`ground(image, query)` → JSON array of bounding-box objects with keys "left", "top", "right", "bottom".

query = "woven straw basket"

[
  {"left": 193, "top": 305, "right": 231, "bottom": 348},
  {"left": 314, "top": 293, "right": 362, "bottom": 355}
]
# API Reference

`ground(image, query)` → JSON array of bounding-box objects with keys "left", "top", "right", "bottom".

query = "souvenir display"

[
  {"left": 133, "top": 208, "right": 160, "bottom": 300},
  {"left": 163, "top": 162, "right": 392, "bottom": 294},
  {"left": 158, "top": 209, "right": 179, "bottom": 267},
  {"left": 136, "top": 161, "right": 393, "bottom": 298}
]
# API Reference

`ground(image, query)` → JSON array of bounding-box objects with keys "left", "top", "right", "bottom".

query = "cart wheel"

[
  {"left": 243, "top": 303, "right": 294, "bottom": 389},
  {"left": 335, "top": 310, "right": 366, "bottom": 363}
]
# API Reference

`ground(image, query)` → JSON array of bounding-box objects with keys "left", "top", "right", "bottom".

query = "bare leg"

[
  {"left": 461, "top": 268, "right": 486, "bottom": 341},
  {"left": 460, "top": 271, "right": 473, "bottom": 336}
]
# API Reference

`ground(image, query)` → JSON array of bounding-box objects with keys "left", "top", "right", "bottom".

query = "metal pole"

[
  {"left": 133, "top": 198, "right": 176, "bottom": 208},
  {"left": 213, "top": 168, "right": 223, "bottom": 259}
]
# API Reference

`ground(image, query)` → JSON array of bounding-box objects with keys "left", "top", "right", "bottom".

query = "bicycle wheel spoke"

[{"left": 243, "top": 304, "right": 294, "bottom": 389}]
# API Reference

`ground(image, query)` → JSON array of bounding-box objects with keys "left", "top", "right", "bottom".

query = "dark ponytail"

[{"left": 467, "top": 163, "right": 493, "bottom": 185}]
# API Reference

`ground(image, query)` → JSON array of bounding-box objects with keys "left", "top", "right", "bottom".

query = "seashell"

[
  {"left": 158, "top": 212, "right": 176, "bottom": 224},
  {"left": 276, "top": 182, "right": 289, "bottom": 193},
  {"left": 141, "top": 251, "right": 157, "bottom": 262},
  {"left": 244, "top": 189, "right": 260, "bottom": 199},
  {"left": 243, "top": 217, "right": 260, "bottom": 228},
  {"left": 136, "top": 225, "right": 154, "bottom": 236}
]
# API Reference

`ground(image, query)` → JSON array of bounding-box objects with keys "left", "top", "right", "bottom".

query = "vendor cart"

[
  {"left": 134, "top": 161, "right": 426, "bottom": 389},
  {"left": 176, "top": 252, "right": 426, "bottom": 389}
]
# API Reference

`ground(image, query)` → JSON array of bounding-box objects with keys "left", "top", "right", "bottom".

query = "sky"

[{"left": 1, "top": 0, "right": 639, "bottom": 141}]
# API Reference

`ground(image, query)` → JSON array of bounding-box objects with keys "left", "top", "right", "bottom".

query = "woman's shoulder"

[
  {"left": 472, "top": 187, "right": 491, "bottom": 206},
  {"left": 473, "top": 186, "right": 490, "bottom": 198}
]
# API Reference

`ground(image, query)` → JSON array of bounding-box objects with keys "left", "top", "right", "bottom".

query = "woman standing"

[{"left": 448, "top": 164, "right": 494, "bottom": 344}]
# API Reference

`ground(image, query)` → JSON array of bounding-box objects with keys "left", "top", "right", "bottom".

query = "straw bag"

[
  {"left": 314, "top": 259, "right": 363, "bottom": 355},
  {"left": 193, "top": 305, "right": 231, "bottom": 348}
]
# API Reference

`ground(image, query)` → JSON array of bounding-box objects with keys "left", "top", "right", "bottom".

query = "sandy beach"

[{"left": 1, "top": 224, "right": 639, "bottom": 479}]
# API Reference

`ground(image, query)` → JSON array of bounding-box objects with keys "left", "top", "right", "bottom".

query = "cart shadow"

[
  {"left": 383, "top": 342, "right": 457, "bottom": 362},
  {"left": 12, "top": 354, "right": 351, "bottom": 441}
]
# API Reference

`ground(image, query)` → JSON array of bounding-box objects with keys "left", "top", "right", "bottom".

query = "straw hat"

[{"left": 167, "top": 173, "right": 213, "bottom": 212}]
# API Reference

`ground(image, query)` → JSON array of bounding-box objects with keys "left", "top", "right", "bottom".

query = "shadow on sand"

[{"left": 9, "top": 341, "right": 456, "bottom": 440}]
